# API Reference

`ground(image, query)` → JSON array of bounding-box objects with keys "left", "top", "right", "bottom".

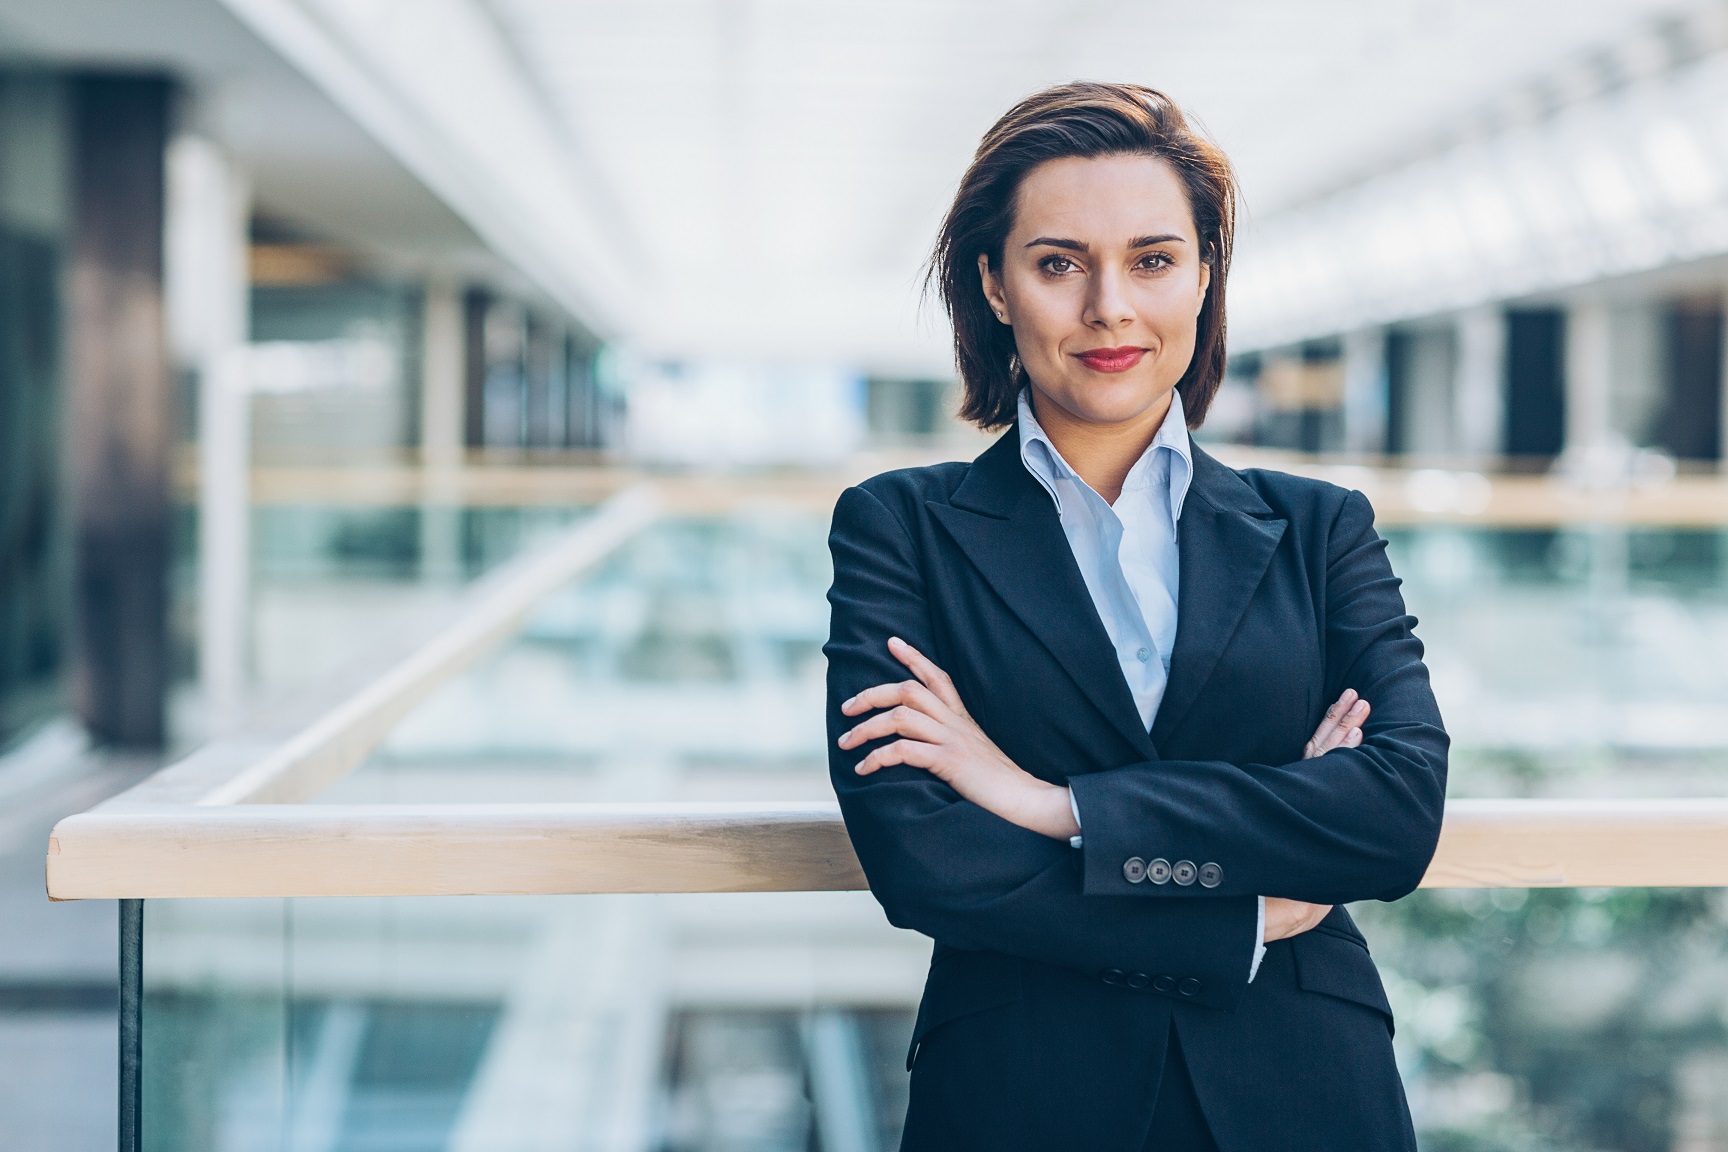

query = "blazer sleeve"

[
  {"left": 826, "top": 483, "right": 1260, "bottom": 1011},
  {"left": 1067, "top": 488, "right": 1449, "bottom": 906}
]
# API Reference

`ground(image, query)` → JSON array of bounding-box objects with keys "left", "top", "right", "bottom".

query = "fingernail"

[
  {"left": 843, "top": 696, "right": 855, "bottom": 709},
  {"left": 888, "top": 636, "right": 904, "bottom": 648}
]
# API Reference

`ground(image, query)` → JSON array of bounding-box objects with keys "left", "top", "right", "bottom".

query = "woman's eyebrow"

[{"left": 1022, "top": 234, "right": 1187, "bottom": 251}]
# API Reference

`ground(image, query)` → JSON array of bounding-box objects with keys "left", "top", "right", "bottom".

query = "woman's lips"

[{"left": 1074, "top": 346, "right": 1146, "bottom": 373}]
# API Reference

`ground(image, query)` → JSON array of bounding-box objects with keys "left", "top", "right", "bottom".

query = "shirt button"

[{"left": 1136, "top": 647, "right": 1151, "bottom": 662}]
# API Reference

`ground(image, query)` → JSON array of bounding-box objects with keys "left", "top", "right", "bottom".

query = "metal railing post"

[{"left": 119, "top": 898, "right": 143, "bottom": 1152}]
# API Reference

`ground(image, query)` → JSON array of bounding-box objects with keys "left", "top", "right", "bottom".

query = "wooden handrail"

[
  {"left": 44, "top": 797, "right": 1728, "bottom": 900},
  {"left": 181, "top": 458, "right": 1728, "bottom": 527}
]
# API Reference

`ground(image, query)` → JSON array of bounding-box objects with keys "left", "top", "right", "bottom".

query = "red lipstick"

[{"left": 1074, "top": 346, "right": 1146, "bottom": 373}]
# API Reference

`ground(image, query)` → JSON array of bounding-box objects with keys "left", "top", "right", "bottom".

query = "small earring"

[{"left": 995, "top": 311, "right": 1004, "bottom": 320}]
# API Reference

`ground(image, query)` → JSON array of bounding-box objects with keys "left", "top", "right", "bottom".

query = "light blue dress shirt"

[{"left": 1017, "top": 388, "right": 1267, "bottom": 982}]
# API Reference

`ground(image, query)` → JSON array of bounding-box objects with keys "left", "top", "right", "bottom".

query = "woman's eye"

[
  {"left": 1137, "top": 252, "right": 1173, "bottom": 271},
  {"left": 1041, "top": 256, "right": 1076, "bottom": 275}
]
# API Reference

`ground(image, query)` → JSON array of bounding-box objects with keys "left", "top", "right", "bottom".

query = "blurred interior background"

[{"left": 6, "top": 1, "right": 1728, "bottom": 1150}]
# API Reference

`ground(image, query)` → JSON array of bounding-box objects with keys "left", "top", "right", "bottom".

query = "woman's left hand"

[{"left": 839, "top": 637, "right": 1080, "bottom": 841}]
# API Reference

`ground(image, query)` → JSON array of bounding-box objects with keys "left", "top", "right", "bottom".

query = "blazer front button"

[
  {"left": 1123, "top": 857, "right": 1147, "bottom": 884},
  {"left": 1198, "top": 862, "right": 1223, "bottom": 888},
  {"left": 1172, "top": 860, "right": 1198, "bottom": 886},
  {"left": 1151, "top": 974, "right": 1176, "bottom": 993},
  {"left": 1147, "top": 858, "right": 1172, "bottom": 884},
  {"left": 1178, "top": 978, "right": 1203, "bottom": 998}
]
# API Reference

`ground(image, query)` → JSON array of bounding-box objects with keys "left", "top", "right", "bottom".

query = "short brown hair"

[{"left": 930, "top": 82, "right": 1237, "bottom": 431}]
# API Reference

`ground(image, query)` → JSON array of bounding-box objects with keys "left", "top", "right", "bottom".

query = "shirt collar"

[{"left": 1017, "top": 388, "right": 1193, "bottom": 521}]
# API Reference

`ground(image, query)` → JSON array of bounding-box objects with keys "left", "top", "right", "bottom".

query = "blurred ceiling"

[
  {"left": 244, "top": 0, "right": 1728, "bottom": 368},
  {"left": 11, "top": 0, "right": 1728, "bottom": 366},
  {"left": 0, "top": 0, "right": 550, "bottom": 300}
]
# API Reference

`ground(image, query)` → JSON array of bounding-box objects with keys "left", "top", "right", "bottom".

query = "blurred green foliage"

[{"left": 1357, "top": 886, "right": 1728, "bottom": 1151}]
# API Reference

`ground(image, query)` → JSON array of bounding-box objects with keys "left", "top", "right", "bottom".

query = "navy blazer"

[{"left": 824, "top": 430, "right": 1448, "bottom": 1151}]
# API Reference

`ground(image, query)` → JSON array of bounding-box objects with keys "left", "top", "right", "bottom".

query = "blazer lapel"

[
  {"left": 1151, "top": 446, "right": 1287, "bottom": 749},
  {"left": 929, "top": 432, "right": 1156, "bottom": 760}
]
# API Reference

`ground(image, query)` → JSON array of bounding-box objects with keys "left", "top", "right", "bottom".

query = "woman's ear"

[
  {"left": 977, "top": 253, "right": 1010, "bottom": 324},
  {"left": 1196, "top": 257, "right": 1212, "bottom": 317}
]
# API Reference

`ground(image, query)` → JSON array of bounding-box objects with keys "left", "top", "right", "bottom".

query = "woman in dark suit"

[{"left": 824, "top": 83, "right": 1448, "bottom": 1151}]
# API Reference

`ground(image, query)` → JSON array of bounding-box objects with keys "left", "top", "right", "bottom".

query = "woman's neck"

[{"left": 1029, "top": 387, "right": 1174, "bottom": 505}]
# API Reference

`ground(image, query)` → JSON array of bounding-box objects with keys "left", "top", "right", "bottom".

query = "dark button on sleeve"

[
  {"left": 1178, "top": 978, "right": 1203, "bottom": 998},
  {"left": 1198, "top": 862, "right": 1223, "bottom": 889},
  {"left": 1172, "top": 860, "right": 1198, "bottom": 886},
  {"left": 1151, "top": 974, "right": 1176, "bottom": 993},
  {"left": 1126, "top": 972, "right": 1150, "bottom": 990},
  {"left": 1147, "top": 858, "right": 1172, "bottom": 885},
  {"left": 1122, "top": 857, "right": 1147, "bottom": 884},
  {"left": 1101, "top": 968, "right": 1124, "bottom": 986}
]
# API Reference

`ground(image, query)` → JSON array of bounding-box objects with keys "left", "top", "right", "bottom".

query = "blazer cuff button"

[
  {"left": 1178, "top": 978, "right": 1203, "bottom": 998},
  {"left": 1198, "top": 862, "right": 1223, "bottom": 888},
  {"left": 1147, "top": 858, "right": 1172, "bottom": 884},
  {"left": 1172, "top": 860, "right": 1198, "bottom": 886},
  {"left": 1122, "top": 857, "right": 1147, "bottom": 884}
]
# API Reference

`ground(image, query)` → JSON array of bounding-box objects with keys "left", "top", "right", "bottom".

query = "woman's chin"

[{"left": 1055, "top": 383, "right": 1172, "bottom": 428}]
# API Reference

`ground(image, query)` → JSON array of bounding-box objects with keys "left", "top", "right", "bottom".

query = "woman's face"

[{"left": 979, "top": 153, "right": 1210, "bottom": 430}]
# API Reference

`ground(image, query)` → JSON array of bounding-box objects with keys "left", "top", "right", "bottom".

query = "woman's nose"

[{"left": 1084, "top": 268, "right": 1134, "bottom": 329}]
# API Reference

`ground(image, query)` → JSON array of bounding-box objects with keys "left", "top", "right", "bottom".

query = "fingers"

[
  {"left": 1262, "top": 898, "right": 1334, "bottom": 941},
  {"left": 853, "top": 738, "right": 940, "bottom": 776},
  {"left": 837, "top": 703, "right": 947, "bottom": 751},
  {"left": 1305, "top": 690, "right": 1370, "bottom": 758},
  {"left": 1306, "top": 688, "right": 1357, "bottom": 751},
  {"left": 841, "top": 678, "right": 949, "bottom": 720},
  {"left": 839, "top": 638, "right": 966, "bottom": 723},
  {"left": 886, "top": 637, "right": 968, "bottom": 714},
  {"left": 1339, "top": 698, "right": 1370, "bottom": 732}
]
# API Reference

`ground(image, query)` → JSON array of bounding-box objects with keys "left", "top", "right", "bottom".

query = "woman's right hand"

[
  {"left": 1263, "top": 896, "right": 1333, "bottom": 942},
  {"left": 1265, "top": 690, "right": 1372, "bottom": 942}
]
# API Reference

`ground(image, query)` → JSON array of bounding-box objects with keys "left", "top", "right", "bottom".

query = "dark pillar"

[
  {"left": 1657, "top": 298, "right": 1723, "bottom": 462},
  {"left": 67, "top": 75, "right": 172, "bottom": 747},
  {"left": 0, "top": 75, "right": 70, "bottom": 748},
  {"left": 524, "top": 314, "right": 553, "bottom": 447},
  {"left": 1504, "top": 309, "right": 1566, "bottom": 462},
  {"left": 462, "top": 288, "right": 487, "bottom": 448},
  {"left": 1384, "top": 329, "right": 1411, "bottom": 456}
]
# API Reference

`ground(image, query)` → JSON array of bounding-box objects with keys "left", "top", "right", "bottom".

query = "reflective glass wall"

[{"left": 136, "top": 507, "right": 1728, "bottom": 1151}]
